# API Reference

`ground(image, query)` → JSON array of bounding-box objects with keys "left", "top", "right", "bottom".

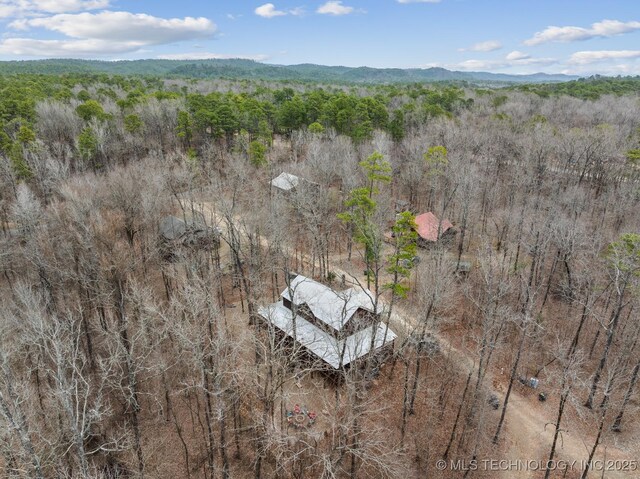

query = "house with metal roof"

[{"left": 258, "top": 275, "right": 396, "bottom": 370}]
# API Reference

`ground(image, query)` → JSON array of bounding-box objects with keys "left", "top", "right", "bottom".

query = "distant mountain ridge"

[{"left": 0, "top": 58, "right": 579, "bottom": 84}]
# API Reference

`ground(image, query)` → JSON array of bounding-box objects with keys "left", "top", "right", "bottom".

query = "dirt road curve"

[{"left": 388, "top": 303, "right": 633, "bottom": 479}]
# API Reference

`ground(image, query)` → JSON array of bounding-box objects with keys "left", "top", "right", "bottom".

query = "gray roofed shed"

[
  {"left": 159, "top": 215, "right": 187, "bottom": 241},
  {"left": 159, "top": 215, "right": 221, "bottom": 250},
  {"left": 270, "top": 172, "right": 300, "bottom": 192}
]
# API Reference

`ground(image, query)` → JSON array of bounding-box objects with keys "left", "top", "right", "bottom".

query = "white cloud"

[
  {"left": 454, "top": 53, "right": 556, "bottom": 71},
  {"left": 460, "top": 40, "right": 502, "bottom": 52},
  {"left": 524, "top": 19, "right": 640, "bottom": 46},
  {"left": 28, "top": 0, "right": 109, "bottom": 13},
  {"left": 568, "top": 50, "right": 640, "bottom": 65},
  {"left": 157, "top": 52, "right": 268, "bottom": 61},
  {"left": 0, "top": 0, "right": 109, "bottom": 17},
  {"left": 254, "top": 3, "right": 305, "bottom": 18},
  {"left": 0, "top": 5, "right": 17, "bottom": 17},
  {"left": 10, "top": 12, "right": 215, "bottom": 44},
  {"left": 454, "top": 59, "right": 494, "bottom": 70},
  {"left": 2, "top": 11, "right": 216, "bottom": 57},
  {"left": 0, "top": 38, "right": 141, "bottom": 56},
  {"left": 317, "top": 1, "right": 354, "bottom": 15},
  {"left": 560, "top": 61, "right": 640, "bottom": 76},
  {"left": 397, "top": 0, "right": 441, "bottom": 3},
  {"left": 432, "top": 48, "right": 640, "bottom": 76},
  {"left": 255, "top": 3, "right": 287, "bottom": 18},
  {"left": 505, "top": 50, "right": 529, "bottom": 61}
]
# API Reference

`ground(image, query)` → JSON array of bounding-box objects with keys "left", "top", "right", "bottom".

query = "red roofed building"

[{"left": 415, "top": 212, "right": 454, "bottom": 244}]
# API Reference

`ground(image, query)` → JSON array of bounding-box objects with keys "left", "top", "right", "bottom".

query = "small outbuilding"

[
  {"left": 270, "top": 172, "right": 300, "bottom": 193},
  {"left": 159, "top": 215, "right": 220, "bottom": 259},
  {"left": 159, "top": 215, "right": 188, "bottom": 242},
  {"left": 415, "top": 212, "right": 454, "bottom": 246}
]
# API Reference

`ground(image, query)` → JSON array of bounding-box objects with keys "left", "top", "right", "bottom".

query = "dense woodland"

[{"left": 1, "top": 72, "right": 640, "bottom": 479}]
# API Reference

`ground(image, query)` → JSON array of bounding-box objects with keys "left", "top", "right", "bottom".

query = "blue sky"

[{"left": 0, "top": 0, "right": 639, "bottom": 75}]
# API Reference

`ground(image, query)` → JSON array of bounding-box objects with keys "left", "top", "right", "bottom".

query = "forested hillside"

[
  {"left": 514, "top": 75, "right": 640, "bottom": 99},
  {"left": 1, "top": 72, "right": 639, "bottom": 479},
  {"left": 0, "top": 58, "right": 578, "bottom": 84}
]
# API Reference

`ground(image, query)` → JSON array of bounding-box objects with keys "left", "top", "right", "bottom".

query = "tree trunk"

[
  {"left": 611, "top": 359, "right": 639, "bottom": 432},
  {"left": 544, "top": 385, "right": 569, "bottom": 479},
  {"left": 585, "top": 288, "right": 627, "bottom": 409},
  {"left": 493, "top": 318, "right": 528, "bottom": 444},
  {"left": 443, "top": 368, "right": 472, "bottom": 459}
]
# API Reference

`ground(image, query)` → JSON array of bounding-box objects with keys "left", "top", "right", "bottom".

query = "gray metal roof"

[
  {"left": 159, "top": 215, "right": 221, "bottom": 245},
  {"left": 270, "top": 172, "right": 300, "bottom": 192},
  {"left": 159, "top": 215, "right": 187, "bottom": 241},
  {"left": 259, "top": 302, "right": 396, "bottom": 369},
  {"left": 281, "top": 275, "right": 377, "bottom": 332}
]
